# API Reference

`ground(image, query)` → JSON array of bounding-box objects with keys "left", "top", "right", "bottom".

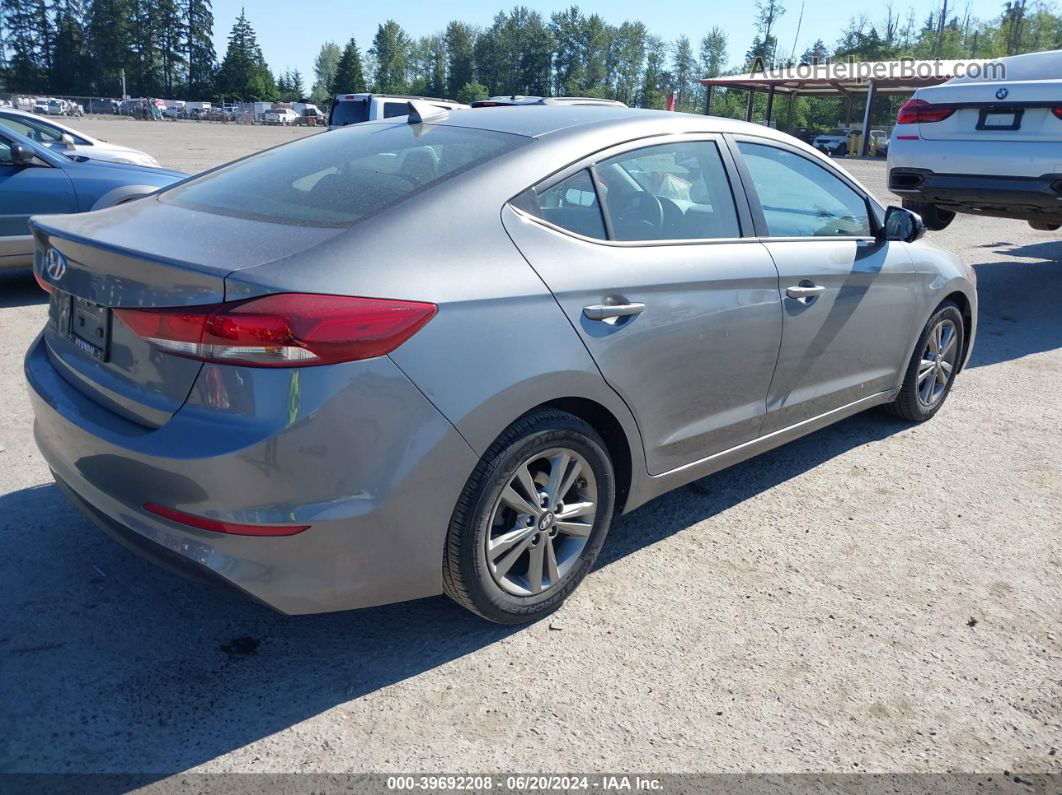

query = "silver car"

[{"left": 25, "top": 106, "right": 976, "bottom": 624}]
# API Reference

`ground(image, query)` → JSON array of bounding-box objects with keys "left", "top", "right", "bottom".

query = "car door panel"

[
  {"left": 729, "top": 136, "right": 918, "bottom": 432},
  {"left": 503, "top": 204, "right": 782, "bottom": 475},
  {"left": 0, "top": 144, "right": 77, "bottom": 264},
  {"left": 761, "top": 239, "right": 917, "bottom": 432}
]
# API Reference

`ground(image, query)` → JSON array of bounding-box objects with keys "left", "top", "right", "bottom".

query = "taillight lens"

[
  {"left": 896, "top": 99, "right": 955, "bottom": 124},
  {"left": 1053, "top": 106, "right": 1062, "bottom": 120},
  {"left": 144, "top": 502, "right": 310, "bottom": 536},
  {"left": 116, "top": 293, "right": 436, "bottom": 367}
]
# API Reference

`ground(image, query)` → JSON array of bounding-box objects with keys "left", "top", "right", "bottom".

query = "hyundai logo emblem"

[
  {"left": 995, "top": 87, "right": 1009, "bottom": 100},
  {"left": 44, "top": 248, "right": 67, "bottom": 281}
]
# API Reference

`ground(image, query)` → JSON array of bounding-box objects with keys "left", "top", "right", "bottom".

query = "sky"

[{"left": 212, "top": 0, "right": 1009, "bottom": 93}]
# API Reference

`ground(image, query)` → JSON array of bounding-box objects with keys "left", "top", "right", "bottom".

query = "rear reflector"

[
  {"left": 896, "top": 135, "right": 919, "bottom": 140},
  {"left": 34, "top": 271, "right": 54, "bottom": 294},
  {"left": 896, "top": 99, "right": 955, "bottom": 124},
  {"left": 115, "top": 293, "right": 436, "bottom": 367},
  {"left": 144, "top": 502, "right": 310, "bottom": 536}
]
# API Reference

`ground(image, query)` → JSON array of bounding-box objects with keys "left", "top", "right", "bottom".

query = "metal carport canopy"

[{"left": 700, "top": 59, "right": 995, "bottom": 156}]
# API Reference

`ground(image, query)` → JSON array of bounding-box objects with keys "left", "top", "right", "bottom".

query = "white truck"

[{"left": 327, "top": 93, "right": 467, "bottom": 130}]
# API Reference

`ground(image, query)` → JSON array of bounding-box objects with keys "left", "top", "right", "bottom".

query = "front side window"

[
  {"left": 532, "top": 169, "right": 607, "bottom": 240},
  {"left": 595, "top": 141, "right": 741, "bottom": 241},
  {"left": 737, "top": 141, "right": 872, "bottom": 237},
  {"left": 162, "top": 124, "right": 528, "bottom": 227}
]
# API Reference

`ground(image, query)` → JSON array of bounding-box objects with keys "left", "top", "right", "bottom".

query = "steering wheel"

[{"left": 613, "top": 191, "right": 664, "bottom": 237}]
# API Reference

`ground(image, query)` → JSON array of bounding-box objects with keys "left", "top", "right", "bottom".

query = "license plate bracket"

[
  {"left": 977, "top": 108, "right": 1023, "bottom": 131},
  {"left": 49, "top": 290, "right": 111, "bottom": 362}
]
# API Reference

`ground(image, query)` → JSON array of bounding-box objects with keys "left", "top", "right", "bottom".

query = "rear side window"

[
  {"left": 163, "top": 124, "right": 528, "bottom": 227},
  {"left": 328, "top": 99, "right": 369, "bottom": 127},
  {"left": 532, "top": 169, "right": 606, "bottom": 240},
  {"left": 383, "top": 102, "right": 409, "bottom": 118},
  {"left": 596, "top": 141, "right": 740, "bottom": 241},
  {"left": 737, "top": 141, "right": 872, "bottom": 237}
]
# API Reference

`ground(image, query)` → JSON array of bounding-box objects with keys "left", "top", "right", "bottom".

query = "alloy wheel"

[
  {"left": 917, "top": 318, "right": 959, "bottom": 406},
  {"left": 485, "top": 448, "right": 598, "bottom": 597}
]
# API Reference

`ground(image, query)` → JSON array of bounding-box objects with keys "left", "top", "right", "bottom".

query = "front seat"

[{"left": 399, "top": 148, "right": 439, "bottom": 188}]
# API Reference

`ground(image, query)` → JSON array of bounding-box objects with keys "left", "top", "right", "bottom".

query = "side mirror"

[
  {"left": 60, "top": 133, "right": 76, "bottom": 149},
  {"left": 10, "top": 142, "right": 37, "bottom": 166},
  {"left": 883, "top": 205, "right": 926, "bottom": 243}
]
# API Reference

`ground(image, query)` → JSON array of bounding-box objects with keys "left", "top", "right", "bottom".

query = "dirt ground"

[{"left": 0, "top": 118, "right": 1059, "bottom": 778}]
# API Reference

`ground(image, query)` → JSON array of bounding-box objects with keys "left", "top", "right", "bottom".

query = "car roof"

[{"left": 436, "top": 104, "right": 798, "bottom": 142}]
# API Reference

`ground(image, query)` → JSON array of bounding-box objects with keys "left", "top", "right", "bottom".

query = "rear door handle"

[
  {"left": 785, "top": 283, "right": 826, "bottom": 301},
  {"left": 583, "top": 302, "right": 646, "bottom": 321}
]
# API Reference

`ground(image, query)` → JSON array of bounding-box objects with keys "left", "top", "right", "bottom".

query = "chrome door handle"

[
  {"left": 583, "top": 302, "right": 646, "bottom": 321},
  {"left": 785, "top": 284, "right": 826, "bottom": 301}
]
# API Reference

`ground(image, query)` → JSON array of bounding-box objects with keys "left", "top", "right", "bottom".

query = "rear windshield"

[
  {"left": 161, "top": 123, "right": 528, "bottom": 227},
  {"left": 329, "top": 98, "right": 370, "bottom": 127}
]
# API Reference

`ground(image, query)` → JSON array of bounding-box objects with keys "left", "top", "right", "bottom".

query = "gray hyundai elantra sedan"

[{"left": 25, "top": 105, "right": 976, "bottom": 623}]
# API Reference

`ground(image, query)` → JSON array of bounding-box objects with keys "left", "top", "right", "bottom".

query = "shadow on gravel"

[
  {"left": 968, "top": 241, "right": 1062, "bottom": 368},
  {"left": 599, "top": 410, "right": 907, "bottom": 568},
  {"left": 0, "top": 481, "right": 521, "bottom": 776},
  {"left": 0, "top": 268, "right": 45, "bottom": 309},
  {"left": 0, "top": 409, "right": 910, "bottom": 778}
]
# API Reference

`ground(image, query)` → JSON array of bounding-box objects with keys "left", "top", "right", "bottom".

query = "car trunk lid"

[
  {"left": 916, "top": 79, "right": 1061, "bottom": 143},
  {"left": 31, "top": 199, "right": 343, "bottom": 427}
]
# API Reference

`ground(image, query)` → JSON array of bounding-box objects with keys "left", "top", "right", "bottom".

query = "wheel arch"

[
  {"left": 535, "top": 397, "right": 634, "bottom": 514},
  {"left": 939, "top": 289, "right": 974, "bottom": 372}
]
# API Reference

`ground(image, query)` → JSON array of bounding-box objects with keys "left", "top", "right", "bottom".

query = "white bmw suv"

[{"left": 887, "top": 49, "right": 1062, "bottom": 232}]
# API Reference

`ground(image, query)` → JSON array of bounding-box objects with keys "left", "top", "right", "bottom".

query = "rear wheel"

[
  {"left": 1029, "top": 220, "right": 1061, "bottom": 232},
  {"left": 902, "top": 200, "right": 955, "bottom": 231},
  {"left": 442, "top": 409, "right": 615, "bottom": 624},
  {"left": 886, "top": 302, "right": 964, "bottom": 422}
]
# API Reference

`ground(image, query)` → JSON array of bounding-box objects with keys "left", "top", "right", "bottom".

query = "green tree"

[
  {"left": 638, "top": 34, "right": 668, "bottom": 108},
  {"left": 370, "top": 19, "right": 410, "bottom": 93},
  {"left": 610, "top": 21, "right": 646, "bottom": 105},
  {"left": 672, "top": 34, "right": 697, "bottom": 110},
  {"left": 3, "top": 0, "right": 47, "bottom": 91},
  {"left": 85, "top": 0, "right": 133, "bottom": 95},
  {"left": 215, "top": 8, "right": 274, "bottom": 99},
  {"left": 331, "top": 37, "right": 366, "bottom": 94},
  {"left": 50, "top": 0, "right": 88, "bottom": 94},
  {"left": 311, "top": 40, "right": 340, "bottom": 103},
  {"left": 156, "top": 0, "right": 185, "bottom": 96},
  {"left": 456, "top": 79, "right": 487, "bottom": 103},
  {"left": 700, "top": 27, "right": 727, "bottom": 78},
  {"left": 443, "top": 20, "right": 475, "bottom": 98},
  {"left": 185, "top": 0, "right": 216, "bottom": 96}
]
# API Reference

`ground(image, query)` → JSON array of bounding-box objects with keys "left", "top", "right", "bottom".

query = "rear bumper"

[
  {"left": 24, "top": 332, "right": 479, "bottom": 614},
  {"left": 889, "top": 168, "right": 1062, "bottom": 221}
]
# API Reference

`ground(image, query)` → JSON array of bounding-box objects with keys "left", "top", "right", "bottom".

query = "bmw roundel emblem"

[
  {"left": 995, "top": 87, "right": 1009, "bottom": 100},
  {"left": 45, "top": 248, "right": 67, "bottom": 281}
]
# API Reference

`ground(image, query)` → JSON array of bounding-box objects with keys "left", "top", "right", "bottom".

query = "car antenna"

[{"left": 407, "top": 100, "right": 448, "bottom": 124}]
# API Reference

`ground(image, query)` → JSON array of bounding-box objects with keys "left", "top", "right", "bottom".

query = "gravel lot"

[{"left": 1, "top": 119, "right": 1059, "bottom": 778}]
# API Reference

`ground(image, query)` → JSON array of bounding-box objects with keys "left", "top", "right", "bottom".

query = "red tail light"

[
  {"left": 896, "top": 99, "right": 955, "bottom": 124},
  {"left": 144, "top": 502, "right": 310, "bottom": 536},
  {"left": 1053, "top": 106, "right": 1062, "bottom": 120},
  {"left": 115, "top": 293, "right": 436, "bottom": 367}
]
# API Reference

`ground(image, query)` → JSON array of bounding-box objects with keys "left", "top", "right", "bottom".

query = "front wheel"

[
  {"left": 442, "top": 409, "right": 615, "bottom": 624},
  {"left": 886, "top": 302, "right": 965, "bottom": 422}
]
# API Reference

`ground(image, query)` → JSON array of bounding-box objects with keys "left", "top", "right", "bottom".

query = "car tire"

[
  {"left": 1029, "top": 220, "right": 1061, "bottom": 232},
  {"left": 901, "top": 200, "right": 955, "bottom": 231},
  {"left": 886, "top": 301, "right": 965, "bottom": 423},
  {"left": 442, "top": 409, "right": 615, "bottom": 624}
]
